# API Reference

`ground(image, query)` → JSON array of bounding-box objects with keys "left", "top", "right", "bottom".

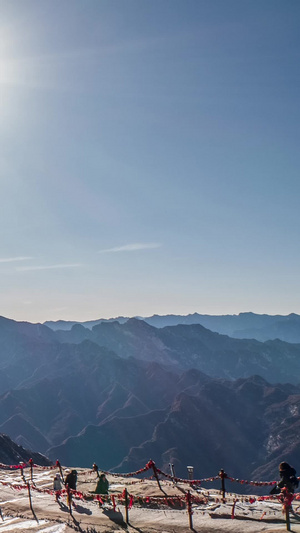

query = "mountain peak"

[{"left": 125, "top": 318, "right": 154, "bottom": 331}]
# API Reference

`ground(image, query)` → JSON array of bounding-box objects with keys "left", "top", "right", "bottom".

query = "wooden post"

[
  {"left": 124, "top": 487, "right": 129, "bottom": 524},
  {"left": 66, "top": 484, "right": 72, "bottom": 516},
  {"left": 281, "top": 487, "right": 293, "bottom": 531},
  {"left": 219, "top": 469, "right": 227, "bottom": 500},
  {"left": 29, "top": 458, "right": 34, "bottom": 482},
  {"left": 231, "top": 499, "right": 237, "bottom": 519},
  {"left": 19, "top": 462, "right": 26, "bottom": 483},
  {"left": 186, "top": 490, "right": 193, "bottom": 530},
  {"left": 27, "top": 483, "right": 38, "bottom": 522},
  {"left": 285, "top": 505, "right": 291, "bottom": 531},
  {"left": 56, "top": 460, "right": 64, "bottom": 484},
  {"left": 151, "top": 461, "right": 163, "bottom": 492}
]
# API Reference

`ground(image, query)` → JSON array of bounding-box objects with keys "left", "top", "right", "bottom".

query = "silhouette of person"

[{"left": 270, "top": 462, "right": 298, "bottom": 494}]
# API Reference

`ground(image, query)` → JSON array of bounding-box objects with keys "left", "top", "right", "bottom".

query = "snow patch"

[
  {"left": 289, "top": 404, "right": 298, "bottom": 416},
  {"left": 266, "top": 434, "right": 282, "bottom": 453},
  {"left": 39, "top": 525, "right": 66, "bottom": 532},
  {"left": 0, "top": 518, "right": 48, "bottom": 530}
]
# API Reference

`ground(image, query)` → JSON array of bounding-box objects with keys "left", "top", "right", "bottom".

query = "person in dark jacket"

[
  {"left": 94, "top": 473, "right": 109, "bottom": 494},
  {"left": 270, "top": 462, "right": 298, "bottom": 494},
  {"left": 65, "top": 469, "right": 77, "bottom": 490}
]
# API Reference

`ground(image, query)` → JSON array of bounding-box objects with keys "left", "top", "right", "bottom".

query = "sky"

[{"left": 0, "top": 0, "right": 300, "bottom": 323}]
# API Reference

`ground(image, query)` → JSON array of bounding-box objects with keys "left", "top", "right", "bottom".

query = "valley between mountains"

[{"left": 0, "top": 314, "right": 299, "bottom": 484}]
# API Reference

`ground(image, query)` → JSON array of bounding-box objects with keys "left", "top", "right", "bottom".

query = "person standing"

[
  {"left": 53, "top": 473, "right": 63, "bottom": 502},
  {"left": 65, "top": 469, "right": 77, "bottom": 490},
  {"left": 95, "top": 473, "right": 109, "bottom": 495}
]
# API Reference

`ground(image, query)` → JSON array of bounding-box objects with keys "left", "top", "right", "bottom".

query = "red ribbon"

[
  {"left": 111, "top": 494, "right": 116, "bottom": 511},
  {"left": 280, "top": 488, "right": 294, "bottom": 509},
  {"left": 231, "top": 499, "right": 237, "bottom": 519},
  {"left": 129, "top": 495, "right": 134, "bottom": 509}
]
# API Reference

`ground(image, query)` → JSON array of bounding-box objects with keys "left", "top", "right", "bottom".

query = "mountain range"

[
  {"left": 45, "top": 311, "right": 300, "bottom": 344},
  {"left": 43, "top": 317, "right": 300, "bottom": 384},
  {"left": 0, "top": 313, "right": 299, "bottom": 483}
]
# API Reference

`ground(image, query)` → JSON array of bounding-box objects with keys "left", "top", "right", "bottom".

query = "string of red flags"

[
  {"left": 1, "top": 458, "right": 300, "bottom": 491},
  {"left": 0, "top": 477, "right": 297, "bottom": 508}
]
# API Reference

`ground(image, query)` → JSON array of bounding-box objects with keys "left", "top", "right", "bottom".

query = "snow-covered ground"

[{"left": 0, "top": 466, "right": 299, "bottom": 532}]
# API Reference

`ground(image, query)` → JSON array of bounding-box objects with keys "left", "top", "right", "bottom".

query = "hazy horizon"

[{"left": 2, "top": 308, "right": 300, "bottom": 325}]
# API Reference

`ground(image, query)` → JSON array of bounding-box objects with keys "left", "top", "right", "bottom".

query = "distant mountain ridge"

[
  {"left": 1, "top": 314, "right": 300, "bottom": 385},
  {"left": 44, "top": 311, "right": 300, "bottom": 343},
  {"left": 45, "top": 318, "right": 300, "bottom": 384}
]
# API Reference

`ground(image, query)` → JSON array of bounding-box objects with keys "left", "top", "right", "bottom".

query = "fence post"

[
  {"left": 29, "top": 458, "right": 34, "bottom": 483},
  {"left": 66, "top": 484, "right": 72, "bottom": 516},
  {"left": 19, "top": 462, "right": 26, "bottom": 483},
  {"left": 169, "top": 463, "right": 176, "bottom": 480},
  {"left": 186, "top": 490, "right": 193, "bottom": 530},
  {"left": 219, "top": 469, "right": 227, "bottom": 500},
  {"left": 231, "top": 498, "right": 237, "bottom": 519},
  {"left": 56, "top": 460, "right": 64, "bottom": 484},
  {"left": 150, "top": 460, "right": 163, "bottom": 492},
  {"left": 285, "top": 505, "right": 291, "bottom": 531},
  {"left": 124, "top": 488, "right": 129, "bottom": 524},
  {"left": 27, "top": 483, "right": 38, "bottom": 522},
  {"left": 282, "top": 488, "right": 293, "bottom": 531}
]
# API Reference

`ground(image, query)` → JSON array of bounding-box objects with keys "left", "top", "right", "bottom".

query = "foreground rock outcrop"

[{"left": 0, "top": 433, "right": 51, "bottom": 466}]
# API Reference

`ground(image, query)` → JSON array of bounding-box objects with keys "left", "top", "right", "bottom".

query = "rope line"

[{"left": 1, "top": 459, "right": 299, "bottom": 488}]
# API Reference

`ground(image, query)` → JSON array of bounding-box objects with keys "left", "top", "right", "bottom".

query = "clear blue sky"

[{"left": 0, "top": 0, "right": 299, "bottom": 322}]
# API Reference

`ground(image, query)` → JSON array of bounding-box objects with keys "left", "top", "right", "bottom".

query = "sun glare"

[
  {"left": 0, "top": 57, "right": 16, "bottom": 85},
  {"left": 0, "top": 27, "right": 17, "bottom": 85}
]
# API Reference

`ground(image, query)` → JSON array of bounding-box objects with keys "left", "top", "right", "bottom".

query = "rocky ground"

[{"left": 0, "top": 465, "right": 300, "bottom": 532}]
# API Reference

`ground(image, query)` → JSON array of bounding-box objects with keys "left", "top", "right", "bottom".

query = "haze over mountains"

[
  {"left": 45, "top": 311, "right": 300, "bottom": 344},
  {"left": 0, "top": 312, "right": 299, "bottom": 484},
  {"left": 45, "top": 316, "right": 300, "bottom": 384}
]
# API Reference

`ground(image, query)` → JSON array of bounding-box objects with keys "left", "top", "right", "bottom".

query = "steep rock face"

[
  {"left": 48, "top": 409, "right": 167, "bottom": 468},
  {"left": 0, "top": 433, "right": 51, "bottom": 466},
  {"left": 0, "top": 414, "right": 51, "bottom": 452},
  {"left": 97, "top": 389, "right": 150, "bottom": 422}
]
